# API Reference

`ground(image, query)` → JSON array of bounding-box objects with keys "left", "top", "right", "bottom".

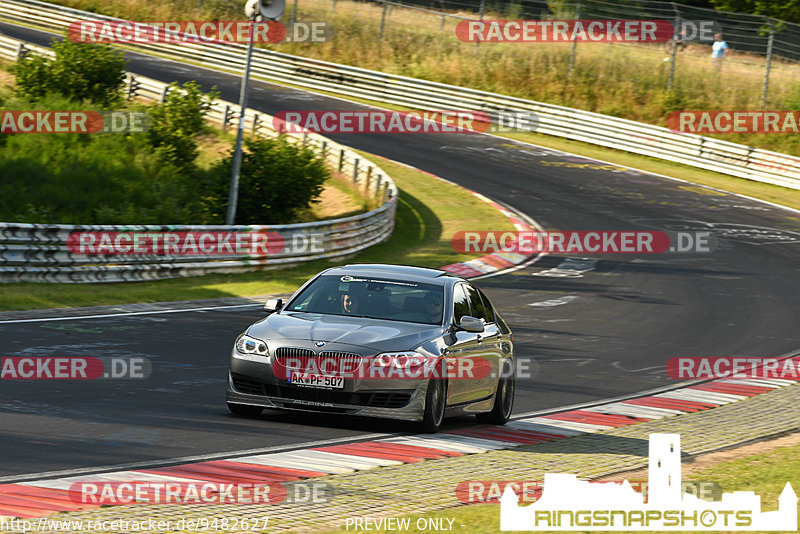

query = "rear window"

[{"left": 286, "top": 275, "right": 445, "bottom": 325}]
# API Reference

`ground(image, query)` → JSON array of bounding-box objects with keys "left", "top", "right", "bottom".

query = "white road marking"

[
  {"left": 528, "top": 295, "right": 579, "bottom": 307},
  {"left": 0, "top": 303, "right": 263, "bottom": 324},
  {"left": 533, "top": 258, "right": 597, "bottom": 278}
]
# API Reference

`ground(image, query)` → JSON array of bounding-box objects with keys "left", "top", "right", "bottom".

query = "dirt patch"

[
  {"left": 312, "top": 181, "right": 364, "bottom": 219},
  {"left": 597, "top": 431, "right": 800, "bottom": 481},
  {"left": 0, "top": 68, "right": 15, "bottom": 86}
]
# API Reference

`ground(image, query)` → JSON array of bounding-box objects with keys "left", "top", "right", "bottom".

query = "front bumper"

[{"left": 226, "top": 370, "right": 428, "bottom": 422}]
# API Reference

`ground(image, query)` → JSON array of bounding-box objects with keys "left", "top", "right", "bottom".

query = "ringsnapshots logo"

[
  {"left": 68, "top": 20, "right": 333, "bottom": 45},
  {"left": 500, "top": 433, "right": 797, "bottom": 531},
  {"left": 451, "top": 231, "right": 715, "bottom": 255},
  {"left": 0, "top": 111, "right": 150, "bottom": 134},
  {"left": 272, "top": 110, "right": 538, "bottom": 134}
]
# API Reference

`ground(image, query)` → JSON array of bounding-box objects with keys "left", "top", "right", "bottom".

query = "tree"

[
  {"left": 145, "top": 81, "right": 219, "bottom": 169},
  {"left": 204, "top": 136, "right": 330, "bottom": 224},
  {"left": 14, "top": 36, "right": 126, "bottom": 108},
  {"left": 711, "top": 0, "right": 800, "bottom": 23}
]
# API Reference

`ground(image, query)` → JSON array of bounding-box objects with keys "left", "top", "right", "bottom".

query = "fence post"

[
  {"left": 222, "top": 104, "right": 230, "bottom": 130},
  {"left": 378, "top": 0, "right": 389, "bottom": 49},
  {"left": 352, "top": 158, "right": 360, "bottom": 184},
  {"left": 160, "top": 85, "right": 170, "bottom": 103},
  {"left": 127, "top": 75, "right": 140, "bottom": 100},
  {"left": 16, "top": 42, "right": 27, "bottom": 60},
  {"left": 475, "top": 0, "right": 486, "bottom": 56},
  {"left": 568, "top": 0, "right": 581, "bottom": 77},
  {"left": 252, "top": 113, "right": 260, "bottom": 134},
  {"left": 760, "top": 17, "right": 774, "bottom": 110},
  {"left": 321, "top": 140, "right": 328, "bottom": 159},
  {"left": 666, "top": 3, "right": 681, "bottom": 90},
  {"left": 338, "top": 149, "right": 345, "bottom": 172},
  {"left": 290, "top": 0, "right": 299, "bottom": 26}
]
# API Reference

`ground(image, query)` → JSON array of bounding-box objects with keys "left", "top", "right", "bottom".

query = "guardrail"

[
  {"left": 2, "top": 0, "right": 800, "bottom": 190},
  {"left": 0, "top": 34, "right": 397, "bottom": 283}
]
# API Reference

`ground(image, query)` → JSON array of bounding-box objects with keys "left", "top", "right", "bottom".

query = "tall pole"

[
  {"left": 290, "top": 0, "right": 299, "bottom": 27},
  {"left": 760, "top": 17, "right": 774, "bottom": 110},
  {"left": 226, "top": 17, "right": 258, "bottom": 226}
]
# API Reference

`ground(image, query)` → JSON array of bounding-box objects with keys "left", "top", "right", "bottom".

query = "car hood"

[{"left": 248, "top": 312, "right": 442, "bottom": 351}]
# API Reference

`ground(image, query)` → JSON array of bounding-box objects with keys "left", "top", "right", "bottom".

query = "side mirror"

[
  {"left": 264, "top": 298, "right": 283, "bottom": 313},
  {"left": 458, "top": 316, "right": 484, "bottom": 333}
]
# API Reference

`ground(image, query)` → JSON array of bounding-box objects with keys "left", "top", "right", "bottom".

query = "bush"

[
  {"left": 203, "top": 136, "right": 330, "bottom": 225},
  {"left": 14, "top": 37, "right": 126, "bottom": 108},
  {"left": 146, "top": 81, "right": 219, "bottom": 169},
  {"left": 0, "top": 94, "right": 197, "bottom": 224}
]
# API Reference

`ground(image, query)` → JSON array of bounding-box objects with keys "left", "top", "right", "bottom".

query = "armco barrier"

[
  {"left": 0, "top": 36, "right": 396, "bottom": 283},
  {"left": 2, "top": 0, "right": 800, "bottom": 189}
]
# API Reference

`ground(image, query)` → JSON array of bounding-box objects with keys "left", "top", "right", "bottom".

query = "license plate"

[{"left": 288, "top": 372, "right": 344, "bottom": 389}]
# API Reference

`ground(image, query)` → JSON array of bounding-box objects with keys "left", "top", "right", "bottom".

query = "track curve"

[{"left": 1, "top": 22, "right": 800, "bottom": 477}]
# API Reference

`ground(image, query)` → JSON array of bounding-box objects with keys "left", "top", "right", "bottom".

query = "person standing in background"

[{"left": 712, "top": 33, "right": 729, "bottom": 71}]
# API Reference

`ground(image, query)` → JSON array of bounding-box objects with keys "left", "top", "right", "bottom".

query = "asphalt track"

[{"left": 2, "top": 22, "right": 800, "bottom": 478}]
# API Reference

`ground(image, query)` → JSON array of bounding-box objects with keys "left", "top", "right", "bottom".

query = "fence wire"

[{"left": 319, "top": 0, "right": 799, "bottom": 106}]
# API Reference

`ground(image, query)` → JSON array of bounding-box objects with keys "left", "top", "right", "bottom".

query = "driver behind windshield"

[
  {"left": 425, "top": 297, "right": 443, "bottom": 323},
  {"left": 341, "top": 293, "right": 360, "bottom": 315}
]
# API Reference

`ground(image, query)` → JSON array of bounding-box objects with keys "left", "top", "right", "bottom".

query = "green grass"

[
  {"left": 322, "top": 440, "right": 800, "bottom": 533},
  {"left": 10, "top": 11, "right": 793, "bottom": 214},
  {"left": 37, "top": 0, "right": 800, "bottom": 157},
  {"left": 0, "top": 156, "right": 516, "bottom": 311}
]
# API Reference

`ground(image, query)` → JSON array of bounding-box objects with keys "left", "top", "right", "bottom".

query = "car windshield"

[{"left": 286, "top": 275, "right": 445, "bottom": 325}]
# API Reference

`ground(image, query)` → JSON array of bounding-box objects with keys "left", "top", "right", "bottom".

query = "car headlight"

[
  {"left": 234, "top": 334, "right": 270, "bottom": 362},
  {"left": 372, "top": 351, "right": 432, "bottom": 369}
]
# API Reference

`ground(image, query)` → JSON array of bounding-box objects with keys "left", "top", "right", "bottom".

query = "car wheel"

[
  {"left": 227, "top": 403, "right": 263, "bottom": 417},
  {"left": 421, "top": 367, "right": 447, "bottom": 433},
  {"left": 476, "top": 359, "right": 514, "bottom": 425}
]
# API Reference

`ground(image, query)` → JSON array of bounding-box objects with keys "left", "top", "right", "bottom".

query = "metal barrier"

[
  {"left": 1, "top": 0, "right": 799, "bottom": 190},
  {"left": 0, "top": 35, "right": 397, "bottom": 283}
]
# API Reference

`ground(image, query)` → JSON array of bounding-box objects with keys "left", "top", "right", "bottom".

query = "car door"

[
  {"left": 467, "top": 285, "right": 506, "bottom": 398},
  {"left": 444, "top": 282, "right": 485, "bottom": 405}
]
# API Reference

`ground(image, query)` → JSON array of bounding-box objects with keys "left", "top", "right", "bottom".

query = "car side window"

[
  {"left": 476, "top": 288, "right": 496, "bottom": 324},
  {"left": 466, "top": 285, "right": 490, "bottom": 323},
  {"left": 453, "top": 284, "right": 471, "bottom": 323}
]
